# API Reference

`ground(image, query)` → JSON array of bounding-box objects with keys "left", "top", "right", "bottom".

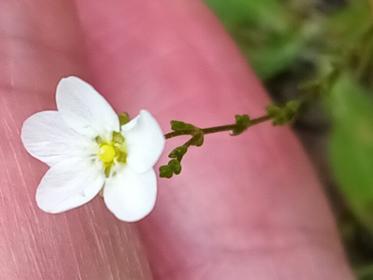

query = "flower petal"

[
  {"left": 103, "top": 167, "right": 157, "bottom": 222},
  {"left": 21, "top": 111, "right": 93, "bottom": 166},
  {"left": 56, "top": 76, "right": 119, "bottom": 138},
  {"left": 122, "top": 110, "right": 165, "bottom": 173},
  {"left": 36, "top": 159, "right": 104, "bottom": 213}
]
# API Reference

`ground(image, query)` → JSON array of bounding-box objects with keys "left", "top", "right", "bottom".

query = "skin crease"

[{"left": 0, "top": 0, "right": 354, "bottom": 280}]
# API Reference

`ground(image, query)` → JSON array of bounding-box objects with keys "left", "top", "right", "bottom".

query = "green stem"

[{"left": 164, "top": 115, "right": 271, "bottom": 139}]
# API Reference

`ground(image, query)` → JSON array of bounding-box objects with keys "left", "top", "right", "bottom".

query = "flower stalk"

[
  {"left": 160, "top": 100, "right": 300, "bottom": 178},
  {"left": 164, "top": 115, "right": 271, "bottom": 139}
]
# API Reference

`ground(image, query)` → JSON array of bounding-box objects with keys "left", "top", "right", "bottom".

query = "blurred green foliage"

[
  {"left": 206, "top": 0, "right": 373, "bottom": 276},
  {"left": 329, "top": 75, "right": 373, "bottom": 232},
  {"left": 205, "top": 0, "right": 313, "bottom": 79}
]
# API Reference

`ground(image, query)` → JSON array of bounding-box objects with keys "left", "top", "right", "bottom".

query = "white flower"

[{"left": 21, "top": 76, "right": 165, "bottom": 222}]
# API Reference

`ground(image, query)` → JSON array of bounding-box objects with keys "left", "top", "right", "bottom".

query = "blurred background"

[{"left": 205, "top": 0, "right": 373, "bottom": 279}]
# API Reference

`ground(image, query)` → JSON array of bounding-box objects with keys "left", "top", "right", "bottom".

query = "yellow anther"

[{"left": 99, "top": 144, "right": 116, "bottom": 164}]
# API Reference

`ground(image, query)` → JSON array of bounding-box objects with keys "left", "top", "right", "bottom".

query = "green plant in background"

[
  {"left": 205, "top": 0, "right": 317, "bottom": 79},
  {"left": 206, "top": 0, "right": 373, "bottom": 277},
  {"left": 329, "top": 75, "right": 373, "bottom": 232}
]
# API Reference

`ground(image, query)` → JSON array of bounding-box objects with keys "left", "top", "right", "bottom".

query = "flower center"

[
  {"left": 99, "top": 144, "right": 116, "bottom": 164},
  {"left": 96, "top": 131, "right": 127, "bottom": 177}
]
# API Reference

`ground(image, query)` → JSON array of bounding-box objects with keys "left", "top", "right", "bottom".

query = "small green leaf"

[
  {"left": 119, "top": 112, "right": 130, "bottom": 126},
  {"left": 232, "top": 114, "right": 251, "bottom": 135},
  {"left": 168, "top": 159, "right": 182, "bottom": 175},
  {"left": 169, "top": 146, "right": 188, "bottom": 161},
  {"left": 285, "top": 100, "right": 301, "bottom": 113},
  {"left": 160, "top": 159, "right": 183, "bottom": 178},
  {"left": 266, "top": 104, "right": 280, "bottom": 116},
  {"left": 159, "top": 165, "right": 173, "bottom": 178},
  {"left": 190, "top": 131, "right": 204, "bottom": 146},
  {"left": 170, "top": 120, "right": 196, "bottom": 132},
  {"left": 266, "top": 100, "right": 300, "bottom": 125}
]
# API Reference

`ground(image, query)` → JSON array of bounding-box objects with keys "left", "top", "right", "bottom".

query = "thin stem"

[{"left": 164, "top": 115, "right": 271, "bottom": 139}]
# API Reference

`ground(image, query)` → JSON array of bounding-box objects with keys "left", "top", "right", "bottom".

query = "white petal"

[
  {"left": 122, "top": 110, "right": 165, "bottom": 173},
  {"left": 56, "top": 76, "right": 119, "bottom": 138},
  {"left": 21, "top": 111, "right": 93, "bottom": 166},
  {"left": 103, "top": 167, "right": 157, "bottom": 222},
  {"left": 36, "top": 159, "right": 104, "bottom": 213}
]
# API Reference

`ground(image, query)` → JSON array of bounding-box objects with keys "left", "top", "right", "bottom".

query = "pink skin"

[{"left": 0, "top": 0, "right": 353, "bottom": 279}]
